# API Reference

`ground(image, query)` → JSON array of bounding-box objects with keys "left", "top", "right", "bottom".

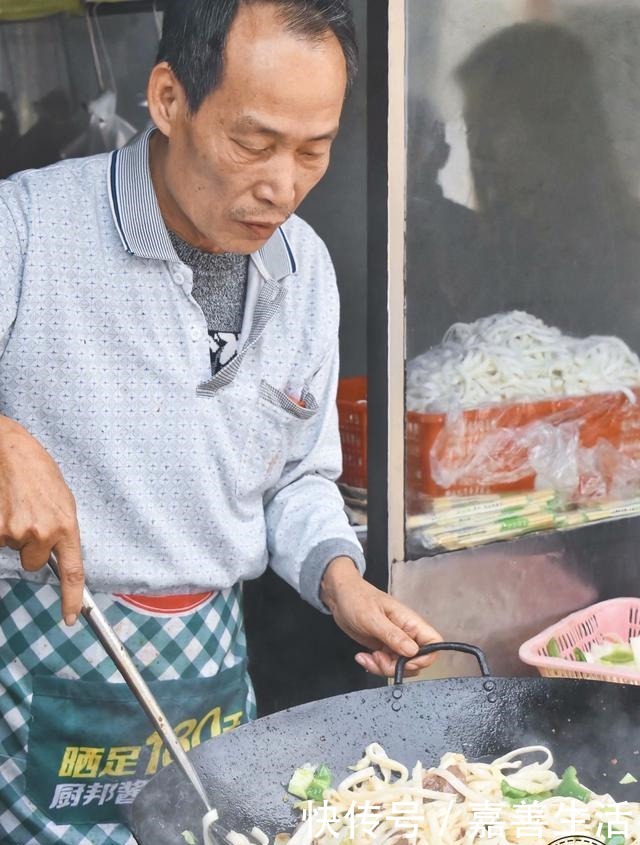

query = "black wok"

[{"left": 130, "top": 643, "right": 640, "bottom": 845}]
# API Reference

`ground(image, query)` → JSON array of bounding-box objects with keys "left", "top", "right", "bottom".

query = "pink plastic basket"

[{"left": 519, "top": 598, "right": 640, "bottom": 685}]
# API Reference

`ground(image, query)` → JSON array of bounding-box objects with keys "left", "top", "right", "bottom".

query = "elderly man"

[{"left": 0, "top": 2, "right": 440, "bottom": 843}]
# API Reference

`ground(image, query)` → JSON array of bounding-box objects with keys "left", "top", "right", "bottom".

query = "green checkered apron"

[{"left": 0, "top": 578, "right": 256, "bottom": 845}]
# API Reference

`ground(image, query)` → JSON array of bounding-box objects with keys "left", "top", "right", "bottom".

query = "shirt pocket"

[{"left": 235, "top": 379, "right": 319, "bottom": 499}]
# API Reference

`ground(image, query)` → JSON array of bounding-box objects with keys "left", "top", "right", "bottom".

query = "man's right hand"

[{"left": 0, "top": 415, "right": 84, "bottom": 625}]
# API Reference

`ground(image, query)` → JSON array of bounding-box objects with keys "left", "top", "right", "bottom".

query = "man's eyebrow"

[{"left": 233, "top": 115, "right": 338, "bottom": 142}]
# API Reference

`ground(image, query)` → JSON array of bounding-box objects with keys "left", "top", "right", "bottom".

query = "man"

[{"left": 0, "top": 2, "right": 441, "bottom": 843}]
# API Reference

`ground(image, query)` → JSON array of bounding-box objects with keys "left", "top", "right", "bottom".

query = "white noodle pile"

[
  {"left": 302, "top": 743, "right": 640, "bottom": 845},
  {"left": 407, "top": 312, "right": 640, "bottom": 412}
]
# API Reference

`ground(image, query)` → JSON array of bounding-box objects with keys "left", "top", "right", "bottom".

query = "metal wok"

[{"left": 130, "top": 643, "right": 640, "bottom": 845}]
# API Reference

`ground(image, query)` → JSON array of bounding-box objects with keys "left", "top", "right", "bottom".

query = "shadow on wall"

[{"left": 407, "top": 21, "right": 640, "bottom": 357}]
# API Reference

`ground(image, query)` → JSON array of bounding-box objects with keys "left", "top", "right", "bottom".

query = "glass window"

[{"left": 404, "top": 1, "right": 640, "bottom": 558}]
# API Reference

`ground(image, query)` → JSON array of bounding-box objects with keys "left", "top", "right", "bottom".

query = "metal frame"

[
  {"left": 365, "top": 0, "right": 390, "bottom": 592},
  {"left": 366, "top": 0, "right": 407, "bottom": 590},
  {"left": 386, "top": 0, "right": 407, "bottom": 575}
]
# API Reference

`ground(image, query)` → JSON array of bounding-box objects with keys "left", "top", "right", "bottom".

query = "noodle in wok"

[
  {"left": 305, "top": 743, "right": 640, "bottom": 845},
  {"left": 204, "top": 744, "right": 640, "bottom": 845}
]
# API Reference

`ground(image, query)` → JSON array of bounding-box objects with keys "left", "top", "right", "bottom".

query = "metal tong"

[{"left": 47, "top": 556, "right": 212, "bottom": 812}]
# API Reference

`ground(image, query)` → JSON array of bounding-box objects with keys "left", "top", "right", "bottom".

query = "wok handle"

[
  {"left": 46, "top": 555, "right": 212, "bottom": 812},
  {"left": 394, "top": 641, "right": 491, "bottom": 684}
]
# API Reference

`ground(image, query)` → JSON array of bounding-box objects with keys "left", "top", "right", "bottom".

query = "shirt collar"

[{"left": 107, "top": 126, "right": 297, "bottom": 280}]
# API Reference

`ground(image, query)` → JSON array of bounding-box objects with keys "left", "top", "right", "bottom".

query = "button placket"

[{"left": 171, "top": 262, "right": 192, "bottom": 294}]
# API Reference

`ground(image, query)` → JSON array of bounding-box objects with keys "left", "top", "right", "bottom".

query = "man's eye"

[{"left": 236, "top": 141, "right": 268, "bottom": 154}]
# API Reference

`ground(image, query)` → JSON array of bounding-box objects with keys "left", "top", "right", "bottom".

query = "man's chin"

[{"left": 194, "top": 234, "right": 270, "bottom": 255}]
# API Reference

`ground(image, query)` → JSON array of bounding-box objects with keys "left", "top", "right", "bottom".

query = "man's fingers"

[
  {"left": 20, "top": 539, "right": 53, "bottom": 572},
  {"left": 404, "top": 653, "right": 439, "bottom": 671},
  {"left": 355, "top": 652, "right": 379, "bottom": 673},
  {"left": 385, "top": 601, "right": 444, "bottom": 649},
  {"left": 370, "top": 611, "right": 420, "bottom": 658},
  {"left": 53, "top": 531, "right": 84, "bottom": 626},
  {"left": 355, "top": 649, "right": 410, "bottom": 677},
  {"left": 355, "top": 651, "right": 395, "bottom": 676}
]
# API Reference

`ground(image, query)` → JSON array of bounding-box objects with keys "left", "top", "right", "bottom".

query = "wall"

[{"left": 298, "top": 0, "right": 368, "bottom": 378}]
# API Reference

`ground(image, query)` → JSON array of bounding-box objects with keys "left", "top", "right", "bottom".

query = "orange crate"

[
  {"left": 338, "top": 376, "right": 635, "bottom": 497},
  {"left": 337, "top": 376, "right": 368, "bottom": 489}
]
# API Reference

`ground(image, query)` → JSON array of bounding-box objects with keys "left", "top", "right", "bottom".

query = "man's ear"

[{"left": 147, "top": 61, "right": 185, "bottom": 137}]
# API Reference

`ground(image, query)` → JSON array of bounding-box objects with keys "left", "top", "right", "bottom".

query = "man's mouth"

[{"left": 239, "top": 220, "right": 282, "bottom": 238}]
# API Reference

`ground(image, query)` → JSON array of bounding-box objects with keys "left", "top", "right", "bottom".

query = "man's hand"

[
  {"left": 320, "top": 557, "right": 443, "bottom": 677},
  {"left": 0, "top": 415, "right": 83, "bottom": 625}
]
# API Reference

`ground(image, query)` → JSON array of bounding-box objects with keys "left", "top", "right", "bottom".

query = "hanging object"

[
  {"left": 62, "top": 88, "right": 136, "bottom": 157},
  {"left": 60, "top": 4, "right": 138, "bottom": 157},
  {"left": 0, "top": 1, "right": 164, "bottom": 24},
  {"left": 0, "top": 1, "right": 82, "bottom": 21}
]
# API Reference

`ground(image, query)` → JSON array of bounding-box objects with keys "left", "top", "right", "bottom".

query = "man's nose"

[{"left": 253, "top": 153, "right": 297, "bottom": 210}]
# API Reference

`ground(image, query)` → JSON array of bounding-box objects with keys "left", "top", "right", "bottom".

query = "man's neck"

[{"left": 149, "top": 130, "right": 224, "bottom": 254}]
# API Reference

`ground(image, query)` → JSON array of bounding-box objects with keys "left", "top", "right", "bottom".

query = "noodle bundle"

[{"left": 407, "top": 312, "right": 640, "bottom": 412}]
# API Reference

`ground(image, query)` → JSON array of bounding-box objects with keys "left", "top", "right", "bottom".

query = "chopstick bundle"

[{"left": 411, "top": 491, "right": 640, "bottom": 551}]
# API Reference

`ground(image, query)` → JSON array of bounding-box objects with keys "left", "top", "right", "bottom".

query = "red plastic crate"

[
  {"left": 337, "top": 376, "right": 637, "bottom": 496},
  {"left": 337, "top": 377, "right": 368, "bottom": 489}
]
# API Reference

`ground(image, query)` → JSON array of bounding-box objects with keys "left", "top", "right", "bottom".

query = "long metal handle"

[
  {"left": 394, "top": 641, "right": 491, "bottom": 684},
  {"left": 47, "top": 556, "right": 211, "bottom": 811}
]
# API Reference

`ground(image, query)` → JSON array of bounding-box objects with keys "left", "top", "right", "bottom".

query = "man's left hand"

[{"left": 320, "top": 557, "right": 443, "bottom": 677}]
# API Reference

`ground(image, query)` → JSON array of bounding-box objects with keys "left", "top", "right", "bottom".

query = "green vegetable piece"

[
  {"left": 306, "top": 764, "right": 332, "bottom": 802},
  {"left": 500, "top": 780, "right": 529, "bottom": 800},
  {"left": 553, "top": 766, "right": 591, "bottom": 803},
  {"left": 500, "top": 780, "right": 551, "bottom": 804},
  {"left": 605, "top": 835, "right": 625, "bottom": 845},
  {"left": 306, "top": 782, "right": 326, "bottom": 802},
  {"left": 574, "top": 647, "right": 588, "bottom": 662},
  {"left": 288, "top": 763, "right": 332, "bottom": 801},
  {"left": 313, "top": 764, "right": 332, "bottom": 787},
  {"left": 620, "top": 772, "right": 638, "bottom": 784},
  {"left": 181, "top": 832, "right": 197, "bottom": 845},
  {"left": 600, "top": 647, "right": 635, "bottom": 665},
  {"left": 287, "top": 764, "right": 316, "bottom": 800},
  {"left": 547, "top": 638, "right": 561, "bottom": 658}
]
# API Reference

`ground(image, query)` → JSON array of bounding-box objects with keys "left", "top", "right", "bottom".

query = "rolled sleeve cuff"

[{"left": 299, "top": 539, "right": 366, "bottom": 614}]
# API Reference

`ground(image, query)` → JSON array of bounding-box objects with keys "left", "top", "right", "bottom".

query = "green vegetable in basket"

[
  {"left": 574, "top": 647, "right": 587, "bottom": 662},
  {"left": 600, "top": 645, "right": 635, "bottom": 665},
  {"left": 547, "top": 638, "right": 561, "bottom": 658},
  {"left": 605, "top": 834, "right": 625, "bottom": 845}
]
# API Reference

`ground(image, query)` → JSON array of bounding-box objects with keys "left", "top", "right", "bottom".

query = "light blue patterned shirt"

[{"left": 0, "top": 128, "right": 365, "bottom": 611}]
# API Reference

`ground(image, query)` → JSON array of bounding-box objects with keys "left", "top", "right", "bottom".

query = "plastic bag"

[{"left": 428, "top": 391, "right": 640, "bottom": 502}]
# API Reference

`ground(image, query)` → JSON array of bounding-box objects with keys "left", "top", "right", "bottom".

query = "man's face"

[{"left": 152, "top": 3, "right": 348, "bottom": 253}]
